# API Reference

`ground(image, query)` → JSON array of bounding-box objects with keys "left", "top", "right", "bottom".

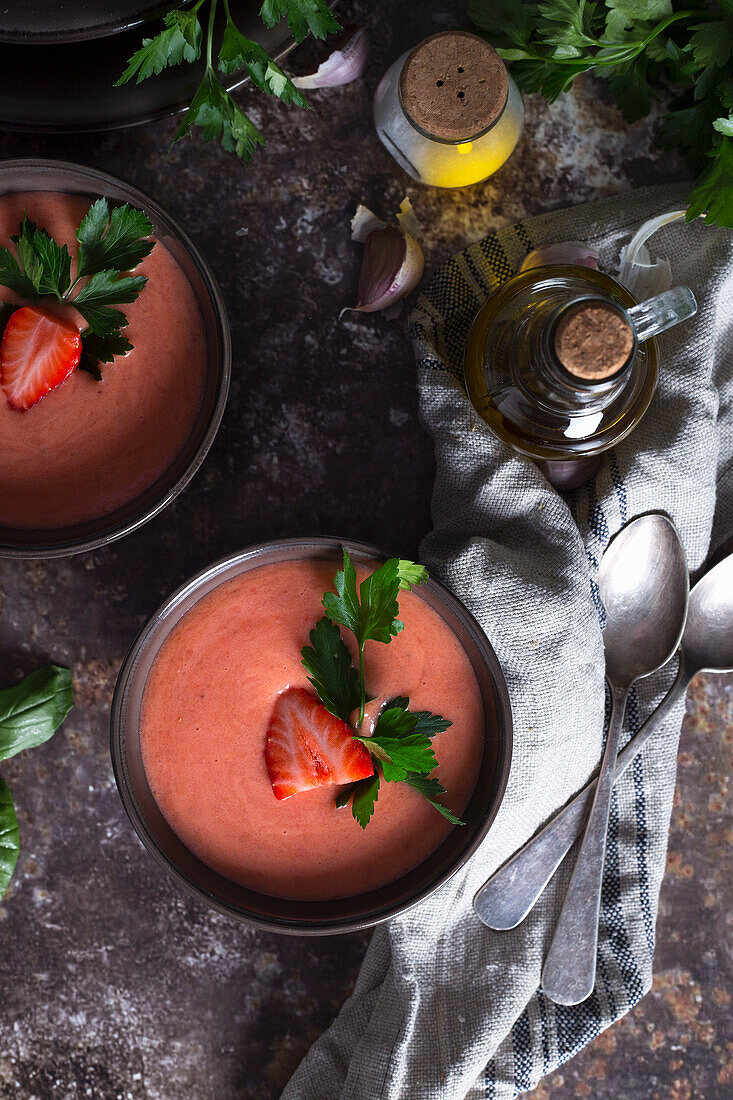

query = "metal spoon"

[
  {"left": 540, "top": 514, "right": 688, "bottom": 1005},
  {"left": 474, "top": 549, "right": 733, "bottom": 933}
]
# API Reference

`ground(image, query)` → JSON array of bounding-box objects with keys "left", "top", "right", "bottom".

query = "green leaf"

[
  {"left": 360, "top": 733, "right": 437, "bottom": 783},
  {"left": 686, "top": 138, "right": 733, "bottom": 227},
  {"left": 469, "top": 0, "right": 535, "bottom": 46},
  {"left": 0, "top": 778, "right": 19, "bottom": 899},
  {"left": 76, "top": 200, "right": 155, "bottom": 278},
  {"left": 116, "top": 9, "right": 202, "bottom": 85},
  {"left": 23, "top": 224, "right": 72, "bottom": 298},
  {"left": 259, "top": 0, "right": 340, "bottom": 43},
  {"left": 0, "top": 249, "right": 36, "bottom": 298},
  {"left": 219, "top": 19, "right": 309, "bottom": 107},
  {"left": 172, "top": 68, "right": 266, "bottom": 160},
  {"left": 350, "top": 772, "right": 380, "bottom": 829},
  {"left": 396, "top": 560, "right": 429, "bottom": 590},
  {"left": 602, "top": 53, "right": 651, "bottom": 122},
  {"left": 605, "top": 0, "right": 671, "bottom": 21},
  {"left": 323, "top": 552, "right": 428, "bottom": 650},
  {"left": 73, "top": 271, "right": 146, "bottom": 335},
  {"left": 686, "top": 21, "right": 733, "bottom": 70},
  {"left": 14, "top": 217, "right": 45, "bottom": 294},
  {"left": 301, "top": 617, "right": 361, "bottom": 723},
  {"left": 536, "top": 0, "right": 598, "bottom": 51},
  {"left": 0, "top": 665, "right": 73, "bottom": 763},
  {"left": 79, "top": 329, "right": 133, "bottom": 380},
  {"left": 405, "top": 773, "right": 465, "bottom": 826},
  {"left": 714, "top": 114, "right": 733, "bottom": 136}
]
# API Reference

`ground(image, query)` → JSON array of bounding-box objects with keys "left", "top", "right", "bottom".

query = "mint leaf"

[
  {"left": 301, "top": 617, "right": 361, "bottom": 723},
  {"left": 259, "top": 0, "right": 340, "bottom": 43},
  {"left": 76, "top": 200, "right": 155, "bottom": 278},
  {"left": 350, "top": 772, "right": 380, "bottom": 828},
  {"left": 116, "top": 9, "right": 202, "bottom": 85},
  {"left": 405, "top": 774, "right": 465, "bottom": 826},
  {"left": 0, "top": 779, "right": 19, "bottom": 898},
  {"left": 172, "top": 68, "right": 266, "bottom": 160},
  {"left": 0, "top": 665, "right": 73, "bottom": 764},
  {"left": 219, "top": 19, "right": 309, "bottom": 107}
]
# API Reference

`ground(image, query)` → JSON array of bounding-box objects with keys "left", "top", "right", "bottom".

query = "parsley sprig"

[
  {"left": 117, "top": 0, "right": 340, "bottom": 160},
  {"left": 469, "top": 0, "right": 733, "bottom": 228},
  {"left": 0, "top": 200, "right": 155, "bottom": 378},
  {"left": 301, "top": 550, "right": 466, "bottom": 829}
]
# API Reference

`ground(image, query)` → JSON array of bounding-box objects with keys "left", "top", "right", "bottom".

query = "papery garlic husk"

[
  {"left": 292, "top": 24, "right": 370, "bottom": 89},
  {"left": 617, "top": 210, "right": 687, "bottom": 299},
  {"left": 396, "top": 196, "right": 423, "bottom": 239},
  {"left": 351, "top": 203, "right": 386, "bottom": 242},
  {"left": 352, "top": 225, "right": 424, "bottom": 314},
  {"left": 519, "top": 242, "right": 599, "bottom": 273}
]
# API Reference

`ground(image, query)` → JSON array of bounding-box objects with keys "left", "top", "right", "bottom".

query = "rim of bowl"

[
  {"left": 0, "top": 157, "right": 231, "bottom": 559},
  {"left": 110, "top": 536, "right": 513, "bottom": 935}
]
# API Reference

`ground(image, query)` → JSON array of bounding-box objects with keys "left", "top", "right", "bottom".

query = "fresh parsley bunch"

[
  {"left": 301, "top": 550, "right": 465, "bottom": 828},
  {"left": 0, "top": 665, "right": 73, "bottom": 897},
  {"left": 469, "top": 0, "right": 733, "bottom": 228},
  {"left": 117, "top": 0, "right": 340, "bottom": 159},
  {"left": 0, "top": 200, "right": 155, "bottom": 377}
]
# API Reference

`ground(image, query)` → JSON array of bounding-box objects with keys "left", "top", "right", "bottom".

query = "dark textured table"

[{"left": 0, "top": 2, "right": 730, "bottom": 1098}]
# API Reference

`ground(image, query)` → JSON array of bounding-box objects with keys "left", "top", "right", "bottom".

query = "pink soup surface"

[
  {"left": 140, "top": 558, "right": 486, "bottom": 901},
  {"left": 0, "top": 191, "right": 206, "bottom": 529}
]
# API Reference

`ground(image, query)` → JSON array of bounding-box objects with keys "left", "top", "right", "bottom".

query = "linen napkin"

[{"left": 281, "top": 183, "right": 733, "bottom": 1100}]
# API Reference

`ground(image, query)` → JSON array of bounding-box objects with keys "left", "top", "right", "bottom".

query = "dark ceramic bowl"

[
  {"left": 0, "top": 159, "right": 230, "bottom": 559},
  {"left": 110, "top": 537, "right": 513, "bottom": 935}
]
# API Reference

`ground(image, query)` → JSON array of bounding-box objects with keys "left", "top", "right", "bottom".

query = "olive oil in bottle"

[{"left": 464, "top": 265, "right": 697, "bottom": 464}]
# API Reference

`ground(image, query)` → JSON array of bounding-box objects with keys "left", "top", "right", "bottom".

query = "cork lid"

[
  {"left": 399, "top": 30, "right": 509, "bottom": 142},
  {"left": 553, "top": 301, "right": 635, "bottom": 382}
]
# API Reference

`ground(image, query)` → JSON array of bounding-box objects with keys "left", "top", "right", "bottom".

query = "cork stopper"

[
  {"left": 554, "top": 301, "right": 634, "bottom": 382},
  {"left": 399, "top": 31, "right": 509, "bottom": 142}
]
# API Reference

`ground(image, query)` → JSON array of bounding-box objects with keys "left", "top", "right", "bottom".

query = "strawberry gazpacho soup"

[
  {"left": 0, "top": 190, "right": 206, "bottom": 530},
  {"left": 139, "top": 552, "right": 486, "bottom": 901}
]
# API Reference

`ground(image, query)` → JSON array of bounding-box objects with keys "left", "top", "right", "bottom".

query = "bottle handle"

[{"left": 626, "top": 285, "right": 697, "bottom": 344}]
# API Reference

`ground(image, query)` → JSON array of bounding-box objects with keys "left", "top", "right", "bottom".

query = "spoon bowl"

[
  {"left": 684, "top": 552, "right": 733, "bottom": 675},
  {"left": 599, "top": 514, "right": 689, "bottom": 686}
]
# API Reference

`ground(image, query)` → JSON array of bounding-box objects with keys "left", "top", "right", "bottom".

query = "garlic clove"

[
  {"left": 292, "top": 24, "right": 370, "bottom": 89},
  {"left": 519, "top": 242, "right": 599, "bottom": 273},
  {"left": 351, "top": 203, "right": 386, "bottom": 242},
  {"left": 352, "top": 225, "right": 425, "bottom": 314}
]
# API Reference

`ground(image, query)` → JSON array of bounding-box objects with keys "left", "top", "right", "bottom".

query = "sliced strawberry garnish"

[
  {"left": 265, "top": 688, "right": 374, "bottom": 801},
  {"left": 1, "top": 306, "right": 82, "bottom": 411}
]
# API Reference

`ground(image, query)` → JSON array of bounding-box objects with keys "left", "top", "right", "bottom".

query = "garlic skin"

[
  {"left": 351, "top": 203, "right": 386, "bottom": 242},
  {"left": 353, "top": 225, "right": 425, "bottom": 314},
  {"left": 292, "top": 24, "right": 370, "bottom": 89},
  {"left": 617, "top": 210, "right": 687, "bottom": 299},
  {"left": 519, "top": 243, "right": 599, "bottom": 273}
]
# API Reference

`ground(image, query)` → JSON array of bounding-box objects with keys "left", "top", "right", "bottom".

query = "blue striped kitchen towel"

[{"left": 281, "top": 183, "right": 733, "bottom": 1100}]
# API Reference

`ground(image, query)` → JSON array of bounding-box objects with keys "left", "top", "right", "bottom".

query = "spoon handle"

[
  {"left": 541, "top": 683, "right": 628, "bottom": 1005},
  {"left": 473, "top": 656, "right": 688, "bottom": 931}
]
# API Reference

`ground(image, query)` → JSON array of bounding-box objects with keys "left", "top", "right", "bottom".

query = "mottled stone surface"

[{"left": 0, "top": 2, "right": 730, "bottom": 1098}]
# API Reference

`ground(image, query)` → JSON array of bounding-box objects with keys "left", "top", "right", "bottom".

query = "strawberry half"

[
  {"left": 265, "top": 688, "right": 374, "bottom": 801},
  {"left": 1, "top": 306, "right": 82, "bottom": 411}
]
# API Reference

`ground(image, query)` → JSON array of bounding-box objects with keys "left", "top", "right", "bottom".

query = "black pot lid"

[
  {"left": 0, "top": 0, "right": 303, "bottom": 132},
  {"left": 0, "top": 1, "right": 194, "bottom": 45}
]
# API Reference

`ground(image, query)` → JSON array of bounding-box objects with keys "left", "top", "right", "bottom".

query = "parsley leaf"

[
  {"left": 115, "top": 9, "right": 202, "bottom": 85},
  {"left": 219, "top": 18, "right": 309, "bottom": 106},
  {"left": 349, "top": 773, "right": 381, "bottom": 828},
  {"left": 404, "top": 774, "right": 466, "bottom": 826},
  {"left": 301, "top": 617, "right": 361, "bottom": 723},
  {"left": 322, "top": 550, "right": 428, "bottom": 727},
  {"left": 0, "top": 246, "right": 36, "bottom": 299},
  {"left": 79, "top": 330, "right": 133, "bottom": 380},
  {"left": 12, "top": 217, "right": 72, "bottom": 298},
  {"left": 73, "top": 271, "right": 147, "bottom": 337},
  {"left": 357, "top": 702, "right": 438, "bottom": 783},
  {"left": 76, "top": 199, "right": 155, "bottom": 279},
  {"left": 470, "top": 0, "right": 733, "bottom": 226},
  {"left": 118, "top": 0, "right": 340, "bottom": 162},
  {"left": 172, "top": 68, "right": 266, "bottom": 159},
  {"left": 260, "top": 0, "right": 340, "bottom": 43}
]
